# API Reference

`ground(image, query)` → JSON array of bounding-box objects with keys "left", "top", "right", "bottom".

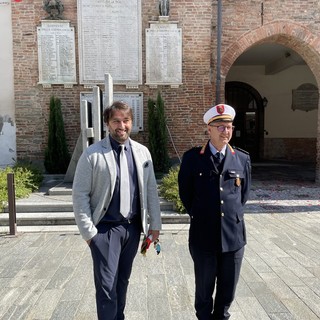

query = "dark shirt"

[{"left": 101, "top": 136, "right": 140, "bottom": 222}]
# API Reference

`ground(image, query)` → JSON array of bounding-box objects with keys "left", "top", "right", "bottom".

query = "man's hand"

[
  {"left": 148, "top": 230, "right": 160, "bottom": 242},
  {"left": 141, "top": 230, "right": 161, "bottom": 255}
]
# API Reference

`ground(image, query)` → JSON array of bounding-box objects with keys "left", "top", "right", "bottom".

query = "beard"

[{"left": 110, "top": 128, "right": 130, "bottom": 143}]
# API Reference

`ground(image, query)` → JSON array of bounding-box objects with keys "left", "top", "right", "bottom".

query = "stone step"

[
  {"left": 13, "top": 180, "right": 175, "bottom": 212},
  {"left": 48, "top": 182, "right": 72, "bottom": 195},
  {"left": 0, "top": 211, "right": 189, "bottom": 226},
  {"left": 1, "top": 177, "right": 186, "bottom": 227},
  {"left": 47, "top": 180, "right": 167, "bottom": 196},
  {"left": 7, "top": 198, "right": 175, "bottom": 213}
]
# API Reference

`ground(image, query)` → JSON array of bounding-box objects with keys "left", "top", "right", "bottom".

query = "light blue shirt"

[{"left": 209, "top": 142, "right": 227, "bottom": 160}]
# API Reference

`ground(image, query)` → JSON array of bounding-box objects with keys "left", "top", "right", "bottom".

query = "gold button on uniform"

[{"left": 221, "top": 212, "right": 224, "bottom": 217}]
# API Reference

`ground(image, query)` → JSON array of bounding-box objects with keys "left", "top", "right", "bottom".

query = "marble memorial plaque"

[
  {"left": 37, "top": 21, "right": 77, "bottom": 87},
  {"left": 292, "top": 83, "right": 319, "bottom": 112},
  {"left": 77, "top": 0, "right": 142, "bottom": 86},
  {"left": 146, "top": 22, "right": 182, "bottom": 87},
  {"left": 80, "top": 92, "right": 143, "bottom": 132}
]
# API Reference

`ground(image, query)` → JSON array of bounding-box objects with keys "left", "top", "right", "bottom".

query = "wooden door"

[{"left": 225, "top": 81, "right": 265, "bottom": 161}]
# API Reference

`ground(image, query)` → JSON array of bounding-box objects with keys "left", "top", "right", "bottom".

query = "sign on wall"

[
  {"left": 292, "top": 83, "right": 319, "bottom": 112},
  {"left": 77, "top": 0, "right": 142, "bottom": 87},
  {"left": 146, "top": 22, "right": 182, "bottom": 87},
  {"left": 37, "top": 20, "right": 77, "bottom": 87}
]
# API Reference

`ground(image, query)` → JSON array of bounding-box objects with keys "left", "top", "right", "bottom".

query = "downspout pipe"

[{"left": 215, "top": 0, "right": 222, "bottom": 104}]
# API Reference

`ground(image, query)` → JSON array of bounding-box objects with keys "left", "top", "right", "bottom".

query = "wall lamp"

[{"left": 262, "top": 97, "right": 268, "bottom": 107}]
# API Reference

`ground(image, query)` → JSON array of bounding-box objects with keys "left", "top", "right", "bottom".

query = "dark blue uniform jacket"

[{"left": 178, "top": 142, "right": 251, "bottom": 252}]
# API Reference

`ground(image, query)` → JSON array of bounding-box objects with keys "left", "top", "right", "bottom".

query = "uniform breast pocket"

[{"left": 226, "top": 170, "right": 244, "bottom": 193}]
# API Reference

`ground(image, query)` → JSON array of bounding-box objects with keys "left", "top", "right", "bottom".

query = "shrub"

[
  {"left": 148, "top": 92, "right": 170, "bottom": 174},
  {"left": 159, "top": 166, "right": 186, "bottom": 214},
  {"left": 44, "top": 96, "right": 70, "bottom": 173},
  {"left": 0, "top": 163, "right": 43, "bottom": 211}
]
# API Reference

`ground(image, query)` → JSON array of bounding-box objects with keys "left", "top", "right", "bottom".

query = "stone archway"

[{"left": 220, "top": 21, "right": 320, "bottom": 183}]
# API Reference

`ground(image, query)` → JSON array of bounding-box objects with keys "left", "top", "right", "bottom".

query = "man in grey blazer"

[{"left": 73, "top": 101, "right": 162, "bottom": 320}]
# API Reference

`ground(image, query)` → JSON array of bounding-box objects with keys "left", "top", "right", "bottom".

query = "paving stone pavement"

[
  {"left": 0, "top": 162, "right": 319, "bottom": 319},
  {"left": 0, "top": 211, "right": 320, "bottom": 320}
]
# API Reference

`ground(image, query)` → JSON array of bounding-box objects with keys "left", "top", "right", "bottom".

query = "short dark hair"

[{"left": 103, "top": 101, "right": 133, "bottom": 124}]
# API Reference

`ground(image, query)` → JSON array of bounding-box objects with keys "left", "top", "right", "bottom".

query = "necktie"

[
  {"left": 215, "top": 152, "right": 222, "bottom": 164},
  {"left": 119, "top": 145, "right": 130, "bottom": 218}
]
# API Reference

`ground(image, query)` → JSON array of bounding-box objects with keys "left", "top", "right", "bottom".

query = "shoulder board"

[
  {"left": 233, "top": 146, "right": 250, "bottom": 155},
  {"left": 199, "top": 141, "right": 209, "bottom": 154},
  {"left": 228, "top": 144, "right": 235, "bottom": 155}
]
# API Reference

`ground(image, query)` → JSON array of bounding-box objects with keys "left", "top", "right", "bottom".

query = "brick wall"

[
  {"left": 11, "top": 0, "right": 320, "bottom": 170},
  {"left": 11, "top": 0, "right": 214, "bottom": 165},
  {"left": 264, "top": 138, "right": 317, "bottom": 162}
]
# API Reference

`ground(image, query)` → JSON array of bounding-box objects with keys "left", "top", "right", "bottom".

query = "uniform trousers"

[
  {"left": 189, "top": 244, "right": 244, "bottom": 320},
  {"left": 89, "top": 220, "right": 142, "bottom": 320}
]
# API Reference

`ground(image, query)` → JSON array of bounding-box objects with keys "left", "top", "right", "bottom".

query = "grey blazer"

[{"left": 72, "top": 135, "right": 162, "bottom": 241}]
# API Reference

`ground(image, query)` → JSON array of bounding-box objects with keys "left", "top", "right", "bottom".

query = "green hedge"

[
  {"left": 44, "top": 96, "right": 70, "bottom": 174},
  {"left": 0, "top": 163, "right": 43, "bottom": 211},
  {"left": 159, "top": 166, "right": 186, "bottom": 214},
  {"left": 147, "top": 92, "right": 170, "bottom": 174}
]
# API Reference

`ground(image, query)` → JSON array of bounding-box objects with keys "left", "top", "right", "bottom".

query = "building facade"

[{"left": 1, "top": 0, "right": 319, "bottom": 182}]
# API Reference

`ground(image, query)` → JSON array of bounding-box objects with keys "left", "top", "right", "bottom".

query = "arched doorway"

[
  {"left": 225, "top": 81, "right": 265, "bottom": 161},
  {"left": 220, "top": 21, "right": 320, "bottom": 182}
]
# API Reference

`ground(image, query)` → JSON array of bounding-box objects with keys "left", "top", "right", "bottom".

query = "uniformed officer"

[{"left": 178, "top": 104, "right": 251, "bottom": 320}]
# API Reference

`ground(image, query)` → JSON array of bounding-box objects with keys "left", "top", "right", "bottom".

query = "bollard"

[{"left": 7, "top": 173, "right": 17, "bottom": 236}]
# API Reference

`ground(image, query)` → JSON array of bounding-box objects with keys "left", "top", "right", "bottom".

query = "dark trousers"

[
  {"left": 189, "top": 244, "right": 244, "bottom": 320},
  {"left": 89, "top": 221, "right": 141, "bottom": 320}
]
